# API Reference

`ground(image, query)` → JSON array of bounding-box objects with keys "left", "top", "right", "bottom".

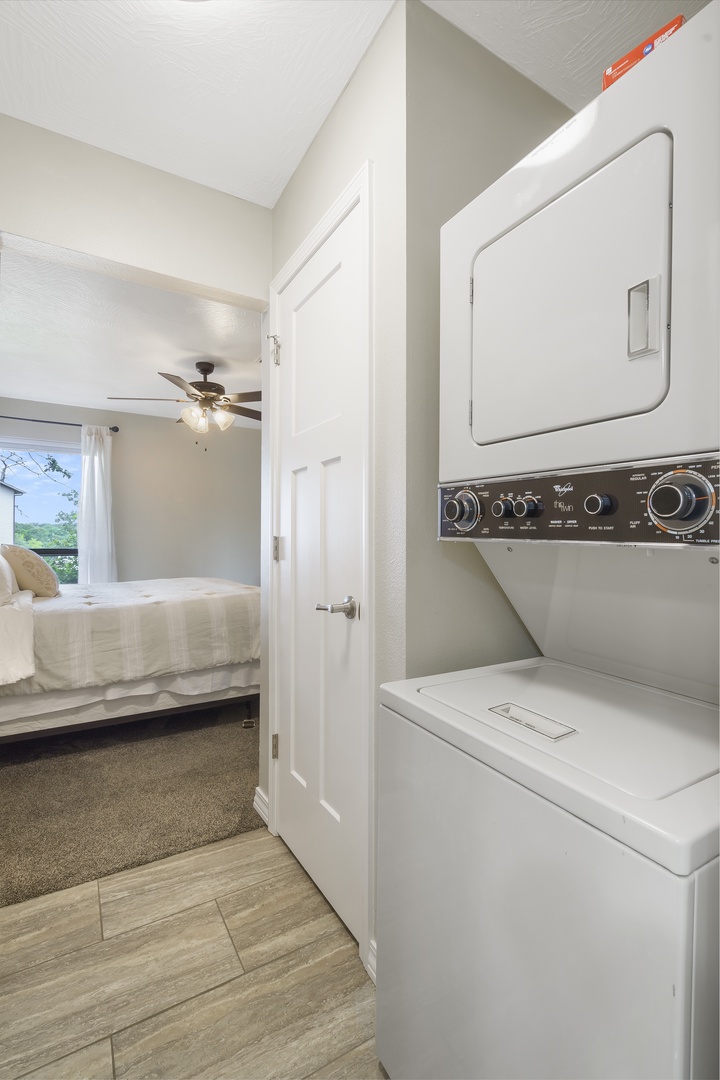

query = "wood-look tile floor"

[{"left": 0, "top": 829, "right": 386, "bottom": 1080}]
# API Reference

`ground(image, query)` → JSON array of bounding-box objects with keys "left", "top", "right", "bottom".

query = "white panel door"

[{"left": 271, "top": 188, "right": 369, "bottom": 944}]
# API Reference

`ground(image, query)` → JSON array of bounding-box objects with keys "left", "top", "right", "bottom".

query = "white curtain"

[{"left": 78, "top": 425, "right": 117, "bottom": 583}]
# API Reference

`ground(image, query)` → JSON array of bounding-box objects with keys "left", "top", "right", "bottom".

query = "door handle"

[{"left": 315, "top": 595, "right": 357, "bottom": 620}]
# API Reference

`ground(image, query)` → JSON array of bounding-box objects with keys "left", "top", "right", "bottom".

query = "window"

[{"left": 0, "top": 442, "right": 81, "bottom": 584}]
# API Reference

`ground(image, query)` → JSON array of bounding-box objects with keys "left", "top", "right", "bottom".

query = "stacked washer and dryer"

[{"left": 376, "top": 5, "right": 719, "bottom": 1079}]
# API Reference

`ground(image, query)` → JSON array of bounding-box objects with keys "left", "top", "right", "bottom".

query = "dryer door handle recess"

[{"left": 627, "top": 276, "right": 660, "bottom": 358}]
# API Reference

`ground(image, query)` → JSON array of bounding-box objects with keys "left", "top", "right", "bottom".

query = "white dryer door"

[{"left": 471, "top": 132, "right": 672, "bottom": 445}]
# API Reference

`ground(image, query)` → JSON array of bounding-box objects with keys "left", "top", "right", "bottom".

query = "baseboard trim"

[
  {"left": 253, "top": 786, "right": 269, "bottom": 825},
  {"left": 365, "top": 937, "right": 377, "bottom": 984}
]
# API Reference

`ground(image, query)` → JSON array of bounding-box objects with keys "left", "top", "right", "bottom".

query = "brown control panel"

[{"left": 439, "top": 456, "right": 719, "bottom": 545}]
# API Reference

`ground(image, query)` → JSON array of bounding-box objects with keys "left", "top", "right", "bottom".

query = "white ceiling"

[
  {"left": 0, "top": 0, "right": 712, "bottom": 421},
  {"left": 0, "top": 247, "right": 263, "bottom": 424}
]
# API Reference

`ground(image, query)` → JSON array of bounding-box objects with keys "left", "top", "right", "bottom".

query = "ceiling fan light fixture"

[
  {"left": 181, "top": 405, "right": 209, "bottom": 434},
  {"left": 212, "top": 408, "right": 235, "bottom": 431}
]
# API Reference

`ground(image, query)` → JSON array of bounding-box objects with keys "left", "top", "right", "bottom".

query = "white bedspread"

[
  {"left": 0, "top": 578, "right": 260, "bottom": 697},
  {"left": 0, "top": 590, "right": 35, "bottom": 686}
]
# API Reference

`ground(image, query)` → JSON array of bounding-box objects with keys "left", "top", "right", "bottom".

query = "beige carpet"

[{"left": 0, "top": 700, "right": 263, "bottom": 907}]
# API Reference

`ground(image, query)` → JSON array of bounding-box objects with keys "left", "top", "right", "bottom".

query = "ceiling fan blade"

[
  {"left": 107, "top": 396, "right": 187, "bottom": 401},
  {"left": 223, "top": 403, "right": 262, "bottom": 421},
  {"left": 159, "top": 372, "right": 204, "bottom": 398},
  {"left": 224, "top": 391, "right": 262, "bottom": 403}
]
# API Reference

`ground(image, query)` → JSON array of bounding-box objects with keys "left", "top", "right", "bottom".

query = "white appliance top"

[{"left": 380, "top": 657, "right": 719, "bottom": 875}]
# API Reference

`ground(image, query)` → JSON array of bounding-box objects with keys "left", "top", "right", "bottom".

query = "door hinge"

[
  {"left": 272, "top": 535, "right": 280, "bottom": 561},
  {"left": 272, "top": 733, "right": 279, "bottom": 759},
  {"left": 470, "top": 277, "right": 474, "bottom": 304},
  {"left": 469, "top": 400, "right": 473, "bottom": 426},
  {"left": 266, "top": 334, "right": 281, "bottom": 365}
]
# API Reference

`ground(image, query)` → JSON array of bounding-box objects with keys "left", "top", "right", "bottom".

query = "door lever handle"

[{"left": 315, "top": 595, "right": 357, "bottom": 620}]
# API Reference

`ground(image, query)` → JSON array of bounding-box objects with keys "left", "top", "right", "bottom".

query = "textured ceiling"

[
  {"left": 0, "top": 0, "right": 712, "bottom": 420},
  {"left": 0, "top": 248, "right": 263, "bottom": 426},
  {"left": 424, "top": 0, "right": 712, "bottom": 111},
  {"left": 0, "top": 0, "right": 395, "bottom": 209}
]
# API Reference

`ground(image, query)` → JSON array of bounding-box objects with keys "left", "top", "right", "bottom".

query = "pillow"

[
  {"left": 0, "top": 544, "right": 60, "bottom": 598},
  {"left": 0, "top": 552, "right": 18, "bottom": 605}
]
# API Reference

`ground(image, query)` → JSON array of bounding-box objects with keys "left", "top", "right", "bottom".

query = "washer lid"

[
  {"left": 380, "top": 658, "right": 719, "bottom": 875},
  {"left": 419, "top": 661, "right": 716, "bottom": 800}
]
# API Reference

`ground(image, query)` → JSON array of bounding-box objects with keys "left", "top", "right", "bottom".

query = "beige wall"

[
  {"left": 0, "top": 113, "right": 272, "bottom": 308},
  {"left": 404, "top": 1, "right": 573, "bottom": 676},
  {"left": 0, "top": 398, "right": 261, "bottom": 585}
]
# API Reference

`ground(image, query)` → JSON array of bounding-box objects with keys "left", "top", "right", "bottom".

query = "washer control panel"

[{"left": 439, "top": 456, "right": 719, "bottom": 544}]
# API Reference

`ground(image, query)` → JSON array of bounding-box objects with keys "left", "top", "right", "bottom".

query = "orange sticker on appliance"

[{"left": 602, "top": 15, "right": 685, "bottom": 90}]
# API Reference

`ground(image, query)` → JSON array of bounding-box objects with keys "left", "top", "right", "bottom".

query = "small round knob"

[
  {"left": 648, "top": 483, "right": 699, "bottom": 521},
  {"left": 445, "top": 499, "right": 462, "bottom": 522},
  {"left": 584, "top": 494, "right": 613, "bottom": 516},
  {"left": 514, "top": 497, "right": 539, "bottom": 518},
  {"left": 491, "top": 498, "right": 514, "bottom": 519}
]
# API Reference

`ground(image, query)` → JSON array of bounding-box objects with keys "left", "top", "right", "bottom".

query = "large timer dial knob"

[
  {"left": 444, "top": 490, "right": 481, "bottom": 532},
  {"left": 647, "top": 470, "right": 715, "bottom": 534},
  {"left": 648, "top": 483, "right": 698, "bottom": 520}
]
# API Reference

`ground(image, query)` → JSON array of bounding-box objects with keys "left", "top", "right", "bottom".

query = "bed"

[{"left": 0, "top": 577, "right": 260, "bottom": 740}]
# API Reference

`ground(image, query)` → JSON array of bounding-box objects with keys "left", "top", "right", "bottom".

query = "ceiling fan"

[{"left": 108, "top": 360, "right": 261, "bottom": 432}]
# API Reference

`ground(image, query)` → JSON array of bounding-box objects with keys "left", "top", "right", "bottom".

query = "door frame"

[{"left": 265, "top": 162, "right": 374, "bottom": 967}]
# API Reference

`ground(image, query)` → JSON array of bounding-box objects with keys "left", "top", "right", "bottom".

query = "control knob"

[
  {"left": 584, "top": 494, "right": 613, "bottom": 516},
  {"left": 646, "top": 470, "right": 715, "bottom": 534},
  {"left": 648, "top": 483, "right": 699, "bottom": 520},
  {"left": 513, "top": 497, "right": 540, "bottom": 518},
  {"left": 444, "top": 489, "right": 481, "bottom": 532},
  {"left": 491, "top": 498, "right": 514, "bottom": 519},
  {"left": 444, "top": 499, "right": 463, "bottom": 523}
]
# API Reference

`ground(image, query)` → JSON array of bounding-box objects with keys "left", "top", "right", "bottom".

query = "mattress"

[{"left": 0, "top": 577, "right": 260, "bottom": 697}]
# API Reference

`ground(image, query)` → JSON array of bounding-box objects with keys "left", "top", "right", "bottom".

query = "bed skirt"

[{"left": 0, "top": 661, "right": 260, "bottom": 739}]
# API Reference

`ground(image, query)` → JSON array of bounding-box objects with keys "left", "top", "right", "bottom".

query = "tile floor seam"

[
  {"left": 110, "top": 1029, "right": 117, "bottom": 1080},
  {"left": 99, "top": 875, "right": 282, "bottom": 940},
  {"left": 95, "top": 830, "right": 273, "bottom": 888},
  {"left": 96, "top": 878, "right": 106, "bottom": 941},
  {"left": 0, "top": 907, "right": 104, "bottom": 983},
  {"left": 99, "top": 860, "right": 298, "bottom": 938},
  {"left": 109, "top": 954, "right": 376, "bottom": 1080},
  {"left": 0, "top": 895, "right": 237, "bottom": 992},
  {"left": 222, "top": 923, "right": 357, "bottom": 979},
  {"left": 214, "top": 899, "right": 246, "bottom": 972},
  {"left": 304, "top": 1035, "right": 378, "bottom": 1079},
  {"left": 0, "top": 932, "right": 106, "bottom": 990},
  {"left": 108, "top": 968, "right": 249, "bottom": 1047},
  {"left": 12, "top": 1036, "right": 112, "bottom": 1080}
]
